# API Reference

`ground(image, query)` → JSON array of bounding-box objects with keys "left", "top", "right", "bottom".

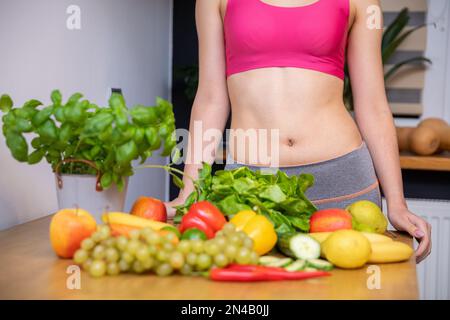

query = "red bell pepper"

[
  {"left": 179, "top": 201, "right": 226, "bottom": 239},
  {"left": 179, "top": 211, "right": 215, "bottom": 239},
  {"left": 209, "top": 265, "right": 331, "bottom": 282}
]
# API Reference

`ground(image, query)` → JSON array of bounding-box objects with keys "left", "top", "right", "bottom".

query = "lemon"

[{"left": 322, "top": 230, "right": 371, "bottom": 269}]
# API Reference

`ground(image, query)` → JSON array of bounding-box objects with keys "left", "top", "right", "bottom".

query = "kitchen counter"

[
  {"left": 0, "top": 215, "right": 419, "bottom": 300},
  {"left": 400, "top": 151, "right": 450, "bottom": 171}
]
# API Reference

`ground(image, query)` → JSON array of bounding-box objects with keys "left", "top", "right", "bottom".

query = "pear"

[{"left": 346, "top": 200, "right": 388, "bottom": 234}]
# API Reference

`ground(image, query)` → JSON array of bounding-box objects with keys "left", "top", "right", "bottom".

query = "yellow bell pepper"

[{"left": 230, "top": 210, "right": 277, "bottom": 255}]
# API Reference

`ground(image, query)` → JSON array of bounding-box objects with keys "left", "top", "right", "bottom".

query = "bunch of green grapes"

[{"left": 73, "top": 223, "right": 259, "bottom": 278}]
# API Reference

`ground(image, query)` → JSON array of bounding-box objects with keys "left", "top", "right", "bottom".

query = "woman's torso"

[{"left": 221, "top": 0, "right": 362, "bottom": 166}]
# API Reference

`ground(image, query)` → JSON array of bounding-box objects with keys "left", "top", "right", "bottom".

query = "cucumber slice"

[
  {"left": 284, "top": 259, "right": 306, "bottom": 272},
  {"left": 259, "top": 256, "right": 282, "bottom": 266},
  {"left": 307, "top": 259, "right": 334, "bottom": 271},
  {"left": 277, "top": 233, "right": 321, "bottom": 260},
  {"left": 265, "top": 258, "right": 293, "bottom": 268},
  {"left": 304, "top": 267, "right": 318, "bottom": 272}
]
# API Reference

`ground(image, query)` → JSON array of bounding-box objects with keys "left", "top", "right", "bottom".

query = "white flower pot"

[{"left": 55, "top": 174, "right": 128, "bottom": 223}]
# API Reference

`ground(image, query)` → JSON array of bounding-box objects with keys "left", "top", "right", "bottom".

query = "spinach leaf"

[
  {"left": 232, "top": 177, "right": 256, "bottom": 193},
  {"left": 175, "top": 162, "right": 318, "bottom": 235},
  {"left": 217, "top": 194, "right": 252, "bottom": 216},
  {"left": 259, "top": 185, "right": 287, "bottom": 203}
]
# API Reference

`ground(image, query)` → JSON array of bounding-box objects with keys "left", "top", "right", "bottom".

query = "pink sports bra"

[{"left": 224, "top": 0, "right": 349, "bottom": 80}]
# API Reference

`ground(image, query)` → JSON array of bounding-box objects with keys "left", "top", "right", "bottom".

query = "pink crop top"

[{"left": 223, "top": 0, "right": 349, "bottom": 80}]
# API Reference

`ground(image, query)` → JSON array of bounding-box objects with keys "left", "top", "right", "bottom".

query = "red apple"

[
  {"left": 309, "top": 208, "right": 353, "bottom": 233},
  {"left": 131, "top": 196, "right": 167, "bottom": 222},
  {"left": 49, "top": 208, "right": 97, "bottom": 258}
]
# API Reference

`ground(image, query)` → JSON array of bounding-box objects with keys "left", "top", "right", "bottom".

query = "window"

[{"left": 381, "top": 0, "right": 428, "bottom": 117}]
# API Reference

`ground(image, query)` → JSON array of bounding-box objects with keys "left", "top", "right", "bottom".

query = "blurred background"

[
  {"left": 0, "top": 0, "right": 449, "bottom": 299},
  {"left": 0, "top": 0, "right": 173, "bottom": 229}
]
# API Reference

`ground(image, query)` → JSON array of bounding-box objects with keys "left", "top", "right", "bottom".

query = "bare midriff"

[{"left": 227, "top": 67, "right": 363, "bottom": 166}]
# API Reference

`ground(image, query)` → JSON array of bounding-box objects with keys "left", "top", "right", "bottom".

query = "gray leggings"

[{"left": 224, "top": 142, "right": 382, "bottom": 210}]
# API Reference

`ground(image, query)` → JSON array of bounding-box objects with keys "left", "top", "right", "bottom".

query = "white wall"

[
  {"left": 422, "top": 0, "right": 450, "bottom": 122},
  {"left": 395, "top": 0, "right": 450, "bottom": 127},
  {"left": 0, "top": 0, "right": 173, "bottom": 230}
]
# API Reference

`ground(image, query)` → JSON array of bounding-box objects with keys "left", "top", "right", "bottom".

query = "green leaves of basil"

[
  {"left": 1, "top": 90, "right": 177, "bottom": 190},
  {"left": 130, "top": 106, "right": 158, "bottom": 125},
  {"left": 0, "top": 94, "right": 13, "bottom": 112}
]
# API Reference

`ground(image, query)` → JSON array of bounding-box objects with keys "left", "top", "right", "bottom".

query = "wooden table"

[{"left": 0, "top": 216, "right": 419, "bottom": 300}]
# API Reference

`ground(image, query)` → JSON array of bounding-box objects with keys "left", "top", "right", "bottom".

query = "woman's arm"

[
  {"left": 347, "top": 0, "right": 431, "bottom": 262},
  {"left": 166, "top": 0, "right": 230, "bottom": 216}
]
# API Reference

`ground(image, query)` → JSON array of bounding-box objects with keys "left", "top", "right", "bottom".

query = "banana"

[
  {"left": 368, "top": 241, "right": 414, "bottom": 263},
  {"left": 361, "top": 232, "right": 393, "bottom": 244},
  {"left": 102, "top": 212, "right": 171, "bottom": 230},
  {"left": 309, "top": 231, "right": 392, "bottom": 245}
]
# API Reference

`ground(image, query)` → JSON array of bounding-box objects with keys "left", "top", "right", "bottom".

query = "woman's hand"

[
  {"left": 164, "top": 196, "right": 187, "bottom": 219},
  {"left": 388, "top": 207, "right": 431, "bottom": 263}
]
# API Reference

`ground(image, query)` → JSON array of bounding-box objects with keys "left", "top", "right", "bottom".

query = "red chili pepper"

[
  {"left": 226, "top": 264, "right": 286, "bottom": 272},
  {"left": 179, "top": 201, "right": 226, "bottom": 239},
  {"left": 209, "top": 266, "right": 331, "bottom": 282},
  {"left": 262, "top": 269, "right": 331, "bottom": 281},
  {"left": 210, "top": 268, "right": 275, "bottom": 282}
]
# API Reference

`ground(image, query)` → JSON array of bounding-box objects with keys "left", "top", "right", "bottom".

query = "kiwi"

[
  {"left": 409, "top": 126, "right": 441, "bottom": 156},
  {"left": 396, "top": 127, "right": 414, "bottom": 152}
]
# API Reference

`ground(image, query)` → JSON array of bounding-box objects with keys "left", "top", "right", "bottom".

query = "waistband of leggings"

[
  {"left": 311, "top": 180, "right": 380, "bottom": 204},
  {"left": 225, "top": 141, "right": 367, "bottom": 170}
]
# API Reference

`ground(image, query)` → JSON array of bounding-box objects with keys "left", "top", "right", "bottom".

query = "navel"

[{"left": 287, "top": 138, "right": 295, "bottom": 147}]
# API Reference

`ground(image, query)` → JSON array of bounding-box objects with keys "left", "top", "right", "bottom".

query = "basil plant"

[{"left": 0, "top": 90, "right": 176, "bottom": 191}]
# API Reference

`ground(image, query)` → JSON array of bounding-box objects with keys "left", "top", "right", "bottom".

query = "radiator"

[{"left": 383, "top": 198, "right": 450, "bottom": 300}]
